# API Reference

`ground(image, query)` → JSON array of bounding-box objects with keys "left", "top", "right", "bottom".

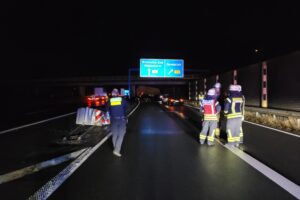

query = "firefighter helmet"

[
  {"left": 214, "top": 82, "right": 221, "bottom": 89},
  {"left": 229, "top": 84, "right": 241, "bottom": 92},
  {"left": 207, "top": 88, "right": 216, "bottom": 96}
]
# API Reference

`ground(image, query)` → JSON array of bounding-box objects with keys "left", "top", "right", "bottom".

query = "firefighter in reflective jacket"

[
  {"left": 199, "top": 88, "right": 221, "bottom": 146},
  {"left": 224, "top": 84, "right": 245, "bottom": 147},
  {"left": 198, "top": 92, "right": 204, "bottom": 106},
  {"left": 106, "top": 88, "right": 127, "bottom": 157},
  {"left": 214, "top": 82, "right": 222, "bottom": 137}
]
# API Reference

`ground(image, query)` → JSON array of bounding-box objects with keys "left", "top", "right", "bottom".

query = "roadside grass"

[{"left": 245, "top": 111, "right": 300, "bottom": 135}]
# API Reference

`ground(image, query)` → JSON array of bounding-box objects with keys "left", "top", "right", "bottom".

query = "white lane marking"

[
  {"left": 128, "top": 100, "right": 140, "bottom": 117},
  {"left": 28, "top": 101, "right": 141, "bottom": 200},
  {"left": 0, "top": 148, "right": 87, "bottom": 184},
  {"left": 185, "top": 104, "right": 300, "bottom": 198},
  {"left": 217, "top": 140, "right": 300, "bottom": 199},
  {"left": 0, "top": 112, "right": 76, "bottom": 135},
  {"left": 184, "top": 104, "right": 300, "bottom": 138},
  {"left": 28, "top": 134, "right": 111, "bottom": 200},
  {"left": 244, "top": 120, "right": 300, "bottom": 138}
]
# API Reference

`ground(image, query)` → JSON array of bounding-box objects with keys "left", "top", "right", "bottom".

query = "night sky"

[{"left": 1, "top": 1, "right": 300, "bottom": 79}]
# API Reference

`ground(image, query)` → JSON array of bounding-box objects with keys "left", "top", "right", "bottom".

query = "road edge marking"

[
  {"left": 0, "top": 148, "right": 87, "bottom": 184},
  {"left": 216, "top": 140, "right": 300, "bottom": 199},
  {"left": 183, "top": 104, "right": 300, "bottom": 199},
  {"left": 0, "top": 112, "right": 76, "bottom": 135},
  {"left": 28, "top": 101, "right": 141, "bottom": 200}
]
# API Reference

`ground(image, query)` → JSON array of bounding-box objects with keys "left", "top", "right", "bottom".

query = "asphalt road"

[
  {"left": 178, "top": 104, "right": 300, "bottom": 185},
  {"left": 48, "top": 103, "right": 295, "bottom": 200},
  {"left": 0, "top": 101, "right": 136, "bottom": 199}
]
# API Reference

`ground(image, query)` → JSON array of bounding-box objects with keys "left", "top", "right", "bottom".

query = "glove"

[{"left": 242, "top": 116, "right": 244, "bottom": 121}]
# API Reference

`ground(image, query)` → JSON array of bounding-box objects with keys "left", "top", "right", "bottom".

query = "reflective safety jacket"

[
  {"left": 224, "top": 92, "right": 245, "bottom": 119},
  {"left": 200, "top": 96, "right": 221, "bottom": 120},
  {"left": 106, "top": 97, "right": 127, "bottom": 118}
]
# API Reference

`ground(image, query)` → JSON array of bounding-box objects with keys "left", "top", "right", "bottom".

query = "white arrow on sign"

[{"left": 168, "top": 69, "right": 174, "bottom": 75}]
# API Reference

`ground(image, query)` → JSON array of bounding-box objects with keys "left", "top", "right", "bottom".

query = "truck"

[{"left": 86, "top": 87, "right": 108, "bottom": 107}]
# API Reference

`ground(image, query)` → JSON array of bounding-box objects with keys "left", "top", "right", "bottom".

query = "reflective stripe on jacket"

[
  {"left": 201, "top": 98, "right": 220, "bottom": 121},
  {"left": 224, "top": 93, "right": 245, "bottom": 119}
]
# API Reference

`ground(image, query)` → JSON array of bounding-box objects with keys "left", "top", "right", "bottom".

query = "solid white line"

[
  {"left": 184, "top": 104, "right": 300, "bottom": 138},
  {"left": 0, "top": 112, "right": 76, "bottom": 135},
  {"left": 128, "top": 100, "right": 140, "bottom": 117},
  {"left": 28, "top": 133, "right": 112, "bottom": 200},
  {"left": 217, "top": 140, "right": 300, "bottom": 199},
  {"left": 28, "top": 101, "right": 141, "bottom": 200},
  {"left": 184, "top": 103, "right": 300, "bottom": 198},
  {"left": 0, "top": 148, "right": 87, "bottom": 184},
  {"left": 244, "top": 120, "right": 300, "bottom": 138}
]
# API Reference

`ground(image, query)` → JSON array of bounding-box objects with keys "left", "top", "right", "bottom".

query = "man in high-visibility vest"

[
  {"left": 106, "top": 88, "right": 128, "bottom": 157},
  {"left": 224, "top": 84, "right": 245, "bottom": 147},
  {"left": 199, "top": 88, "right": 221, "bottom": 146}
]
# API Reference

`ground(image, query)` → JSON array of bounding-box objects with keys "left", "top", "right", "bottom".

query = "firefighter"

[
  {"left": 198, "top": 91, "right": 204, "bottom": 106},
  {"left": 224, "top": 84, "right": 245, "bottom": 147},
  {"left": 214, "top": 82, "right": 222, "bottom": 138},
  {"left": 106, "top": 88, "right": 128, "bottom": 157},
  {"left": 199, "top": 88, "right": 221, "bottom": 146}
]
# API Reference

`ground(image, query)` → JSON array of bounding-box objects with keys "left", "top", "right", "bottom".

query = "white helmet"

[
  {"left": 237, "top": 85, "right": 242, "bottom": 92},
  {"left": 229, "top": 84, "right": 241, "bottom": 92},
  {"left": 111, "top": 88, "right": 119, "bottom": 96},
  {"left": 207, "top": 88, "right": 216, "bottom": 96},
  {"left": 214, "top": 82, "right": 221, "bottom": 89}
]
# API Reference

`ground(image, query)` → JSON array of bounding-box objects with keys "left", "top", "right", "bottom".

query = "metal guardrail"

[{"left": 185, "top": 100, "right": 300, "bottom": 118}]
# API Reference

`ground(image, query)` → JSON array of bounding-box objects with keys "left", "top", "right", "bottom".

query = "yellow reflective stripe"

[
  {"left": 227, "top": 113, "right": 242, "bottom": 119},
  {"left": 226, "top": 98, "right": 231, "bottom": 103},
  {"left": 110, "top": 97, "right": 122, "bottom": 106},
  {"left": 233, "top": 137, "right": 240, "bottom": 142},
  {"left": 227, "top": 130, "right": 235, "bottom": 142},
  {"left": 199, "top": 134, "right": 207, "bottom": 140},
  {"left": 204, "top": 114, "right": 218, "bottom": 120},
  {"left": 232, "top": 98, "right": 243, "bottom": 102},
  {"left": 207, "top": 129, "right": 215, "bottom": 141}
]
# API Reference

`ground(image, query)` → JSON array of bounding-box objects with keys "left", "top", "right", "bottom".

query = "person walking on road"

[
  {"left": 224, "top": 84, "right": 245, "bottom": 147},
  {"left": 106, "top": 88, "right": 128, "bottom": 157},
  {"left": 199, "top": 88, "right": 221, "bottom": 146}
]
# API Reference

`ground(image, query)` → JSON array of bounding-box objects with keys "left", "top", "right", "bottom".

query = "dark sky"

[{"left": 1, "top": 1, "right": 300, "bottom": 79}]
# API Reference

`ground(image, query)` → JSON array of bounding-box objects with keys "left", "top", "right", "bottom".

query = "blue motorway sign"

[{"left": 140, "top": 59, "right": 184, "bottom": 78}]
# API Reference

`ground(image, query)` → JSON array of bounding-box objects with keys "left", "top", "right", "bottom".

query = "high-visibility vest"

[
  {"left": 224, "top": 96, "right": 245, "bottom": 119},
  {"left": 109, "top": 97, "right": 122, "bottom": 106},
  {"left": 201, "top": 99, "right": 219, "bottom": 120}
]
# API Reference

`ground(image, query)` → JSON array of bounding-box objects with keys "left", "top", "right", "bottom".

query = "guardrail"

[{"left": 185, "top": 100, "right": 300, "bottom": 133}]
